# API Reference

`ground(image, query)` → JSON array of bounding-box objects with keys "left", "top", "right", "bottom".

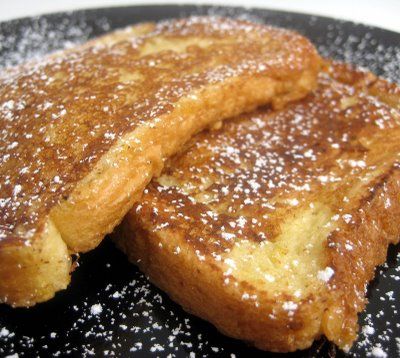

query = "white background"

[{"left": 0, "top": 0, "right": 399, "bottom": 33}]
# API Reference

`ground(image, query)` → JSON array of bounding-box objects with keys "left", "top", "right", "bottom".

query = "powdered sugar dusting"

[
  {"left": 317, "top": 267, "right": 334, "bottom": 282},
  {"left": 0, "top": 248, "right": 257, "bottom": 356},
  {"left": 0, "top": 13, "right": 110, "bottom": 69},
  {"left": 0, "top": 14, "right": 318, "bottom": 245}
]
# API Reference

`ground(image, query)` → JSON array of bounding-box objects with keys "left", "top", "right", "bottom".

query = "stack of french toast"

[{"left": 0, "top": 16, "right": 399, "bottom": 353}]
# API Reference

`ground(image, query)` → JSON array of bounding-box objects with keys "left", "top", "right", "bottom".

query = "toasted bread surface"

[
  {"left": 0, "top": 17, "right": 321, "bottom": 306},
  {"left": 115, "top": 62, "right": 400, "bottom": 352}
]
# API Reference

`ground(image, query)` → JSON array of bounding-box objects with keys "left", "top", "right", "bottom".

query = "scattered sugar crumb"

[
  {"left": 317, "top": 267, "right": 335, "bottom": 282},
  {"left": 90, "top": 304, "right": 103, "bottom": 315},
  {"left": 370, "top": 346, "right": 387, "bottom": 358}
]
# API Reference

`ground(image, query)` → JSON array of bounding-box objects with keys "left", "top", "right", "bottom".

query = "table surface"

[{"left": 1, "top": 0, "right": 399, "bottom": 33}]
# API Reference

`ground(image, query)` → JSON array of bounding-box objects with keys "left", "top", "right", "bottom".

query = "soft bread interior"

[{"left": 0, "top": 220, "right": 71, "bottom": 307}]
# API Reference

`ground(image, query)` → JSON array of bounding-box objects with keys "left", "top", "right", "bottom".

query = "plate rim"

[{"left": 0, "top": 3, "right": 399, "bottom": 37}]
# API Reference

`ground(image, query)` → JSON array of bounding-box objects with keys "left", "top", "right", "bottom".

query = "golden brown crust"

[
  {"left": 0, "top": 16, "right": 320, "bottom": 248},
  {"left": 115, "top": 216, "right": 327, "bottom": 352},
  {"left": 50, "top": 72, "right": 316, "bottom": 252},
  {"left": 323, "top": 166, "right": 400, "bottom": 349},
  {"left": 117, "top": 63, "right": 400, "bottom": 352},
  {"left": 0, "top": 17, "right": 321, "bottom": 306}
]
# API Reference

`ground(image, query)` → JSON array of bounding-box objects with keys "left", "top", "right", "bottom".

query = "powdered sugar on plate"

[{"left": 0, "top": 11, "right": 110, "bottom": 68}]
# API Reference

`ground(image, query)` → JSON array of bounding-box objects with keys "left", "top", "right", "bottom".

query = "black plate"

[{"left": 0, "top": 5, "right": 399, "bottom": 358}]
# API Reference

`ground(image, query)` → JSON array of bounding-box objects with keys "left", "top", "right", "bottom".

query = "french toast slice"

[
  {"left": 0, "top": 17, "right": 321, "bottom": 307},
  {"left": 115, "top": 62, "right": 400, "bottom": 352}
]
